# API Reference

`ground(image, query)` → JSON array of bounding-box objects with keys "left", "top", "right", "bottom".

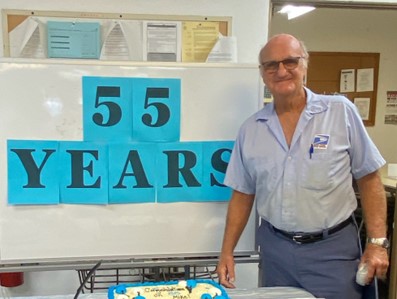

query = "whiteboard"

[{"left": 0, "top": 59, "right": 262, "bottom": 263}]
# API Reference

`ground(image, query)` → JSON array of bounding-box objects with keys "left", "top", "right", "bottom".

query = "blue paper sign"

[
  {"left": 132, "top": 78, "right": 181, "bottom": 142},
  {"left": 201, "top": 141, "right": 233, "bottom": 201},
  {"left": 7, "top": 140, "right": 60, "bottom": 205},
  {"left": 156, "top": 142, "right": 203, "bottom": 203},
  {"left": 59, "top": 141, "right": 108, "bottom": 204},
  {"left": 83, "top": 77, "right": 181, "bottom": 143},
  {"left": 108, "top": 143, "right": 157, "bottom": 204},
  {"left": 83, "top": 76, "right": 133, "bottom": 142}
]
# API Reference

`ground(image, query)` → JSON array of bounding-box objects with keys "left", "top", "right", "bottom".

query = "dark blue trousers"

[{"left": 258, "top": 219, "right": 364, "bottom": 299}]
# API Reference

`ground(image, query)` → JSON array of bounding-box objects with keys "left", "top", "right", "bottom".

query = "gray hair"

[{"left": 299, "top": 39, "right": 309, "bottom": 68}]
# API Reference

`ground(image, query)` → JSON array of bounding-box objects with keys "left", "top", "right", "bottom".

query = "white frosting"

[{"left": 111, "top": 281, "right": 224, "bottom": 299}]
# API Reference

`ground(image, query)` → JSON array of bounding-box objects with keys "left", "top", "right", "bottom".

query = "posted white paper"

[
  {"left": 9, "top": 17, "right": 46, "bottom": 58},
  {"left": 388, "top": 163, "right": 397, "bottom": 178},
  {"left": 357, "top": 68, "right": 374, "bottom": 92},
  {"left": 340, "top": 69, "right": 355, "bottom": 93},
  {"left": 100, "top": 20, "right": 143, "bottom": 61},
  {"left": 206, "top": 35, "right": 237, "bottom": 63},
  {"left": 354, "top": 97, "right": 370, "bottom": 120},
  {"left": 143, "top": 21, "right": 181, "bottom": 62}
]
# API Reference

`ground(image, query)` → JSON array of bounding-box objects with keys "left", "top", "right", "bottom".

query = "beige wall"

[{"left": 270, "top": 8, "right": 397, "bottom": 164}]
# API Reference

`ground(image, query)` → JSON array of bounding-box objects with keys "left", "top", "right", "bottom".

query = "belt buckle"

[
  {"left": 292, "top": 233, "right": 322, "bottom": 244},
  {"left": 292, "top": 234, "right": 305, "bottom": 244}
]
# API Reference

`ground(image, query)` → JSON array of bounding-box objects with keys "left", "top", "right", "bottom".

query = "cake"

[{"left": 108, "top": 279, "right": 230, "bottom": 299}]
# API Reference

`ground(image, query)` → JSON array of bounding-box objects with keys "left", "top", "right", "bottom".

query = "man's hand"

[
  {"left": 360, "top": 244, "right": 389, "bottom": 284},
  {"left": 217, "top": 254, "right": 236, "bottom": 288},
  {"left": 217, "top": 191, "right": 255, "bottom": 289}
]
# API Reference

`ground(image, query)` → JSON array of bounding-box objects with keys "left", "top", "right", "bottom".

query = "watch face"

[{"left": 383, "top": 239, "right": 390, "bottom": 249}]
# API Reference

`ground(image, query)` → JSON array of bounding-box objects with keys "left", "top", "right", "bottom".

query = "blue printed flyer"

[{"left": 47, "top": 21, "right": 100, "bottom": 59}]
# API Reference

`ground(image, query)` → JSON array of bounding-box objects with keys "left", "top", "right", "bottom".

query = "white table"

[
  {"left": 7, "top": 287, "right": 316, "bottom": 299},
  {"left": 228, "top": 287, "right": 316, "bottom": 298}
]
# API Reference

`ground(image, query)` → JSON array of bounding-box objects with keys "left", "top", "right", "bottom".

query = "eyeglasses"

[{"left": 259, "top": 57, "right": 304, "bottom": 73}]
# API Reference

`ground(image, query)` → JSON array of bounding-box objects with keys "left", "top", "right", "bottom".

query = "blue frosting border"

[{"left": 108, "top": 279, "right": 230, "bottom": 299}]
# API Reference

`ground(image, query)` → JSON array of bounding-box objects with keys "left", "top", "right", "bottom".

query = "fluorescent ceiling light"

[{"left": 278, "top": 5, "right": 316, "bottom": 20}]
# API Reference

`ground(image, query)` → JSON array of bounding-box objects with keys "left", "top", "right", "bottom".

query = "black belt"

[{"left": 272, "top": 217, "right": 353, "bottom": 244}]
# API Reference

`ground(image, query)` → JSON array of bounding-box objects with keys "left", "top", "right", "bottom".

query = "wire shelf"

[{"left": 77, "top": 265, "right": 218, "bottom": 293}]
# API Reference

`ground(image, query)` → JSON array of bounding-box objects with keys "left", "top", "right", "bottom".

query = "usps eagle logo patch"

[{"left": 313, "top": 134, "right": 330, "bottom": 149}]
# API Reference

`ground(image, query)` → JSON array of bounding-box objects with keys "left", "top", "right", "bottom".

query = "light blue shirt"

[{"left": 224, "top": 87, "right": 385, "bottom": 231}]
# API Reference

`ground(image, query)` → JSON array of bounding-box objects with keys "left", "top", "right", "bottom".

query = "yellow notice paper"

[{"left": 182, "top": 21, "right": 219, "bottom": 62}]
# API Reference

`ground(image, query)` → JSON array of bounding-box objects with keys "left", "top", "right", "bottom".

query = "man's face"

[{"left": 259, "top": 37, "right": 307, "bottom": 98}]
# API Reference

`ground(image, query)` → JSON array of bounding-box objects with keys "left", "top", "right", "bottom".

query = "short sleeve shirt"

[{"left": 224, "top": 87, "right": 385, "bottom": 231}]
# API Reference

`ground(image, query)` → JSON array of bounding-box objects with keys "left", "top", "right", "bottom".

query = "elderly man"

[{"left": 217, "top": 34, "right": 389, "bottom": 299}]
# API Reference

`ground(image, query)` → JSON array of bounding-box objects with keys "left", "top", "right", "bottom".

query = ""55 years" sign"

[{"left": 7, "top": 77, "right": 233, "bottom": 205}]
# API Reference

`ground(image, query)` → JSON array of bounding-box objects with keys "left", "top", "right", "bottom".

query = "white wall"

[
  {"left": 270, "top": 7, "right": 397, "bottom": 164},
  {"left": 0, "top": 0, "right": 269, "bottom": 296}
]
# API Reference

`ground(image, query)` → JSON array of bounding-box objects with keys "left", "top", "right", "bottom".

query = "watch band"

[{"left": 366, "top": 237, "right": 390, "bottom": 249}]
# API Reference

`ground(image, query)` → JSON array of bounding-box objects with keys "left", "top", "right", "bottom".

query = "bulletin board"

[
  {"left": 306, "top": 51, "right": 379, "bottom": 126},
  {"left": 2, "top": 9, "right": 231, "bottom": 60},
  {"left": 0, "top": 58, "right": 261, "bottom": 265}
]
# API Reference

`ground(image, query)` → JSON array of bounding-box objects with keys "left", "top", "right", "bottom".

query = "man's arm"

[
  {"left": 356, "top": 170, "right": 389, "bottom": 283},
  {"left": 217, "top": 190, "right": 255, "bottom": 288}
]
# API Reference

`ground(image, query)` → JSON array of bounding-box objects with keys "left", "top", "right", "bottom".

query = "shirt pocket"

[{"left": 300, "top": 152, "right": 333, "bottom": 190}]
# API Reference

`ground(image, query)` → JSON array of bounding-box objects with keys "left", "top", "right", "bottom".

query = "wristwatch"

[{"left": 366, "top": 237, "right": 390, "bottom": 249}]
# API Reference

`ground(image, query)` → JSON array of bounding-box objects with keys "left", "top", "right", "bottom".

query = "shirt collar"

[
  {"left": 305, "top": 87, "right": 329, "bottom": 114},
  {"left": 256, "top": 87, "right": 328, "bottom": 121}
]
